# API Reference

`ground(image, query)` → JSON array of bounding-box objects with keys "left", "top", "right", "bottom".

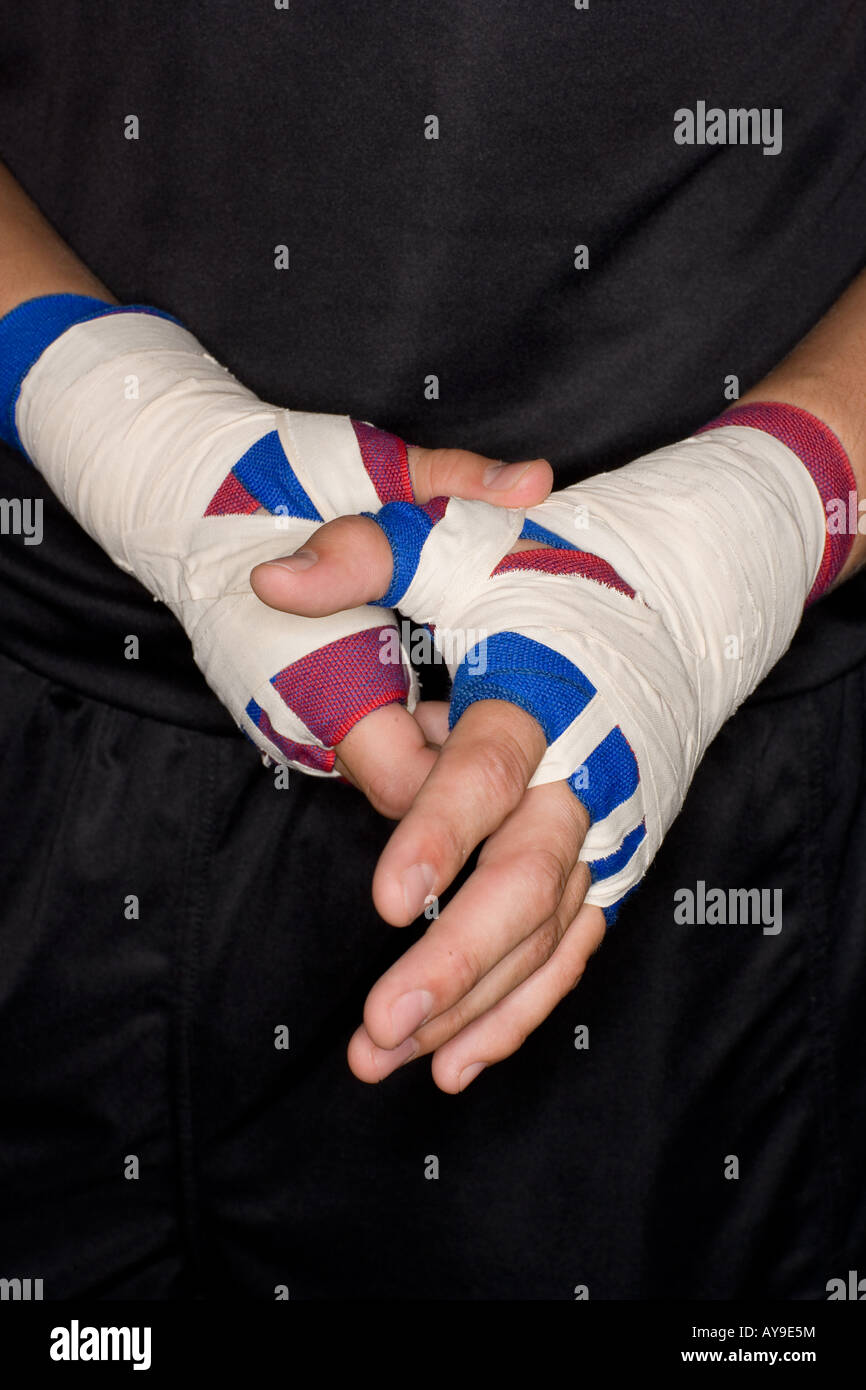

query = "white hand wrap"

[
  {"left": 8, "top": 297, "right": 420, "bottom": 774},
  {"left": 369, "top": 404, "right": 853, "bottom": 918}
]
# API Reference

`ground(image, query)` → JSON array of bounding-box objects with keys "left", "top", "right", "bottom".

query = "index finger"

[{"left": 371, "top": 698, "right": 547, "bottom": 926}]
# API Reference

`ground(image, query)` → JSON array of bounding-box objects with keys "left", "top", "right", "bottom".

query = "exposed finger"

[
  {"left": 364, "top": 778, "right": 587, "bottom": 1049},
  {"left": 429, "top": 899, "right": 606, "bottom": 1092},
  {"left": 334, "top": 702, "right": 439, "bottom": 820},
  {"left": 406, "top": 445, "right": 552, "bottom": 508},
  {"left": 348, "top": 855, "right": 592, "bottom": 1081},
  {"left": 410, "top": 699, "right": 450, "bottom": 748},
  {"left": 371, "top": 699, "right": 548, "bottom": 927}
]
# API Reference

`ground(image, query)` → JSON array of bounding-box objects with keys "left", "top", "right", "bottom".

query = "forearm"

[
  {"left": 738, "top": 264, "right": 866, "bottom": 581},
  {"left": 0, "top": 161, "right": 116, "bottom": 316}
]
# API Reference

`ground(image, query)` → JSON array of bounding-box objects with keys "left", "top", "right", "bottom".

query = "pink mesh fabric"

[
  {"left": 696, "top": 401, "right": 856, "bottom": 605},
  {"left": 204, "top": 472, "right": 260, "bottom": 516},
  {"left": 271, "top": 625, "right": 410, "bottom": 748},
  {"left": 491, "top": 547, "right": 636, "bottom": 598},
  {"left": 420, "top": 496, "right": 448, "bottom": 525},
  {"left": 351, "top": 420, "right": 414, "bottom": 504},
  {"left": 254, "top": 707, "right": 336, "bottom": 772}
]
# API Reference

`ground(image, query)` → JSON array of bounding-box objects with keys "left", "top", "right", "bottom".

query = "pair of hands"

[
  {"left": 1, "top": 288, "right": 609, "bottom": 1095},
  {"left": 252, "top": 443, "right": 606, "bottom": 1093},
  {"left": 20, "top": 295, "right": 825, "bottom": 1097}
]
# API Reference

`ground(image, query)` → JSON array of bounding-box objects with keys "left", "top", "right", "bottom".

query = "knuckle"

[
  {"left": 413, "top": 812, "right": 471, "bottom": 871},
  {"left": 370, "top": 789, "right": 410, "bottom": 821},
  {"left": 428, "top": 447, "right": 465, "bottom": 492},
  {"left": 515, "top": 932, "right": 552, "bottom": 981},
  {"left": 360, "top": 768, "right": 413, "bottom": 821},
  {"left": 514, "top": 846, "right": 571, "bottom": 919},
  {"left": 438, "top": 936, "right": 485, "bottom": 998},
  {"left": 462, "top": 734, "right": 529, "bottom": 810},
  {"left": 326, "top": 513, "right": 363, "bottom": 544},
  {"left": 524, "top": 914, "right": 564, "bottom": 972}
]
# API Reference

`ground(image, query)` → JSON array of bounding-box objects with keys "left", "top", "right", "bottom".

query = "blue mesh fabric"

[
  {"left": 232, "top": 430, "right": 321, "bottom": 520},
  {"left": 364, "top": 500, "right": 434, "bottom": 606},
  {"left": 569, "top": 727, "right": 640, "bottom": 821},
  {"left": 449, "top": 631, "right": 597, "bottom": 740}
]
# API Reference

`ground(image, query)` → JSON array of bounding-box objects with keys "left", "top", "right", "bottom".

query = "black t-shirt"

[{"left": 1, "top": 0, "right": 865, "bottom": 727}]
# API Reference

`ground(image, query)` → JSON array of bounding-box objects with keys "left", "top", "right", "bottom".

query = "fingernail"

[
  {"left": 400, "top": 862, "right": 435, "bottom": 919},
  {"left": 373, "top": 1036, "right": 419, "bottom": 1081},
  {"left": 390, "top": 988, "right": 434, "bottom": 1044},
  {"left": 261, "top": 549, "right": 318, "bottom": 573},
  {"left": 482, "top": 460, "right": 534, "bottom": 490},
  {"left": 458, "top": 1062, "right": 486, "bottom": 1091}
]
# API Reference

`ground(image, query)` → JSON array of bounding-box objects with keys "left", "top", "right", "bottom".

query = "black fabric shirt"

[
  {"left": 2, "top": 4, "right": 866, "bottom": 1302},
  {"left": 1, "top": 0, "right": 866, "bottom": 722}
]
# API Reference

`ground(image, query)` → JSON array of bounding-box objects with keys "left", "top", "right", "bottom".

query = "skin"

[
  {"left": 4, "top": 160, "right": 866, "bottom": 1093},
  {"left": 0, "top": 157, "right": 552, "bottom": 813},
  {"left": 326, "top": 447, "right": 554, "bottom": 814},
  {"left": 252, "top": 273, "right": 866, "bottom": 1093}
]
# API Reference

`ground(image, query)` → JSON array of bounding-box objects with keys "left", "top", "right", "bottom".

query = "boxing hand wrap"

[
  {"left": 0, "top": 294, "right": 419, "bottom": 774},
  {"left": 367, "top": 404, "right": 855, "bottom": 920}
]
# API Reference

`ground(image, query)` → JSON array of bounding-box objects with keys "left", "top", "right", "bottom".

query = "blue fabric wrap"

[
  {"left": 356, "top": 505, "right": 647, "bottom": 927},
  {"left": 363, "top": 500, "right": 434, "bottom": 607},
  {"left": 588, "top": 820, "right": 647, "bottom": 884},
  {"left": 242, "top": 702, "right": 263, "bottom": 743},
  {"left": 519, "top": 517, "right": 578, "bottom": 551},
  {"left": 233, "top": 430, "right": 321, "bottom": 521},
  {"left": 450, "top": 631, "right": 645, "bottom": 926},
  {"left": 0, "top": 294, "right": 183, "bottom": 454},
  {"left": 601, "top": 881, "right": 641, "bottom": 927},
  {"left": 449, "top": 631, "right": 596, "bottom": 738},
  {"left": 569, "top": 727, "right": 640, "bottom": 821}
]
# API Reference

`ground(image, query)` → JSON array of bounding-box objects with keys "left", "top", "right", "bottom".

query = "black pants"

[{"left": 1, "top": 632, "right": 865, "bottom": 1300}]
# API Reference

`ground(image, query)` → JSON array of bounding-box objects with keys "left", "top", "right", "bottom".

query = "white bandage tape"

[
  {"left": 373, "top": 425, "right": 829, "bottom": 914},
  {"left": 16, "top": 311, "right": 418, "bottom": 773}
]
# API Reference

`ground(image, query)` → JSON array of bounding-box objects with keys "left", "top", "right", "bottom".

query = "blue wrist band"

[{"left": 0, "top": 293, "right": 182, "bottom": 454}]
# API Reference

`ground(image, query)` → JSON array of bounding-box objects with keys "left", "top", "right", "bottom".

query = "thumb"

[{"left": 250, "top": 514, "right": 394, "bottom": 616}]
